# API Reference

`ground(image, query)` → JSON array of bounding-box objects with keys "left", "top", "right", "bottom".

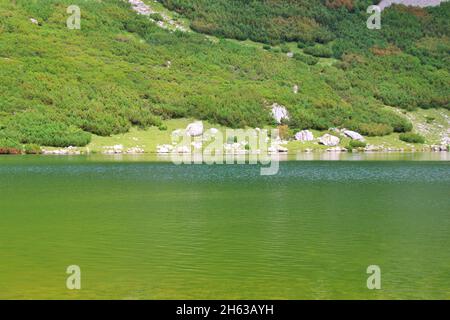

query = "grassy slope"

[
  {"left": 84, "top": 108, "right": 449, "bottom": 154},
  {"left": 0, "top": 0, "right": 448, "bottom": 153}
]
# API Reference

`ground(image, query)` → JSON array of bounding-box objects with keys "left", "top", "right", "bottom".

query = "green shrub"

[
  {"left": 0, "top": 138, "right": 22, "bottom": 154},
  {"left": 293, "top": 53, "right": 319, "bottom": 65},
  {"left": 303, "top": 44, "right": 333, "bottom": 58},
  {"left": 348, "top": 140, "right": 367, "bottom": 149},
  {"left": 158, "top": 123, "right": 168, "bottom": 131},
  {"left": 24, "top": 144, "right": 42, "bottom": 154},
  {"left": 280, "top": 44, "right": 290, "bottom": 53},
  {"left": 263, "top": 45, "right": 271, "bottom": 50},
  {"left": 6, "top": 112, "right": 91, "bottom": 147},
  {"left": 358, "top": 123, "right": 393, "bottom": 137},
  {"left": 399, "top": 132, "right": 425, "bottom": 144},
  {"left": 149, "top": 13, "right": 164, "bottom": 22},
  {"left": 425, "top": 116, "right": 435, "bottom": 124}
]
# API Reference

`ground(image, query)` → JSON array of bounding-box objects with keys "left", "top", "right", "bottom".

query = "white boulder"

[
  {"left": 319, "top": 134, "right": 340, "bottom": 147},
  {"left": 343, "top": 130, "right": 365, "bottom": 141},
  {"left": 186, "top": 121, "right": 203, "bottom": 137},
  {"left": 295, "top": 130, "right": 314, "bottom": 141},
  {"left": 271, "top": 103, "right": 289, "bottom": 124},
  {"left": 157, "top": 144, "right": 173, "bottom": 153}
]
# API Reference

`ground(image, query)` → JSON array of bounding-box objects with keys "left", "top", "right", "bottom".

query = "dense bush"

[
  {"left": 399, "top": 132, "right": 425, "bottom": 144},
  {"left": 293, "top": 53, "right": 319, "bottom": 65},
  {"left": 24, "top": 144, "right": 42, "bottom": 154},
  {"left": 303, "top": 44, "right": 333, "bottom": 58},
  {"left": 3, "top": 111, "right": 92, "bottom": 147},
  {"left": 0, "top": 137, "right": 22, "bottom": 154},
  {"left": 0, "top": 0, "right": 447, "bottom": 149},
  {"left": 358, "top": 123, "right": 394, "bottom": 137},
  {"left": 348, "top": 140, "right": 367, "bottom": 149},
  {"left": 159, "top": 0, "right": 450, "bottom": 111}
]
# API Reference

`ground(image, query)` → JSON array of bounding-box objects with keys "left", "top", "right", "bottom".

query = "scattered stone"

[
  {"left": 318, "top": 134, "right": 340, "bottom": 146},
  {"left": 295, "top": 130, "right": 314, "bottom": 141},
  {"left": 186, "top": 121, "right": 204, "bottom": 137},
  {"left": 128, "top": 0, "right": 188, "bottom": 32},
  {"left": 42, "top": 146, "right": 81, "bottom": 155},
  {"left": 287, "top": 52, "right": 294, "bottom": 58},
  {"left": 30, "top": 18, "right": 39, "bottom": 25},
  {"left": 431, "top": 145, "right": 448, "bottom": 152},
  {"left": 441, "top": 137, "right": 450, "bottom": 145},
  {"left": 175, "top": 145, "right": 191, "bottom": 153},
  {"left": 293, "top": 84, "right": 299, "bottom": 94},
  {"left": 157, "top": 144, "right": 173, "bottom": 153},
  {"left": 343, "top": 130, "right": 365, "bottom": 141},
  {"left": 276, "top": 145, "right": 288, "bottom": 153},
  {"left": 126, "top": 147, "right": 145, "bottom": 154},
  {"left": 326, "top": 146, "right": 347, "bottom": 152},
  {"left": 364, "top": 145, "right": 383, "bottom": 152}
]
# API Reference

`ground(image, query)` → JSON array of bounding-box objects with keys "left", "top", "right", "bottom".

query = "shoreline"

[{"left": 2, "top": 151, "right": 449, "bottom": 162}]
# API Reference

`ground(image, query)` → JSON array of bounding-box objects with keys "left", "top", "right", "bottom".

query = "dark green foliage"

[
  {"left": 280, "top": 44, "right": 290, "bottom": 53},
  {"left": 399, "top": 132, "right": 425, "bottom": 143},
  {"left": 348, "top": 140, "right": 367, "bottom": 149},
  {"left": 303, "top": 44, "right": 333, "bottom": 58},
  {"left": 0, "top": 0, "right": 447, "bottom": 149},
  {"left": 159, "top": 0, "right": 450, "bottom": 111},
  {"left": 293, "top": 53, "right": 319, "bottom": 65},
  {"left": 358, "top": 123, "right": 393, "bottom": 137},
  {"left": 425, "top": 116, "right": 435, "bottom": 124},
  {"left": 0, "top": 137, "right": 22, "bottom": 154},
  {"left": 24, "top": 144, "right": 42, "bottom": 154}
]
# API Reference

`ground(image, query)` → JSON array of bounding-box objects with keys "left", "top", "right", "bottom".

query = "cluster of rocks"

[
  {"left": 157, "top": 121, "right": 289, "bottom": 154},
  {"left": 128, "top": 0, "right": 187, "bottom": 32},
  {"left": 102, "top": 145, "right": 145, "bottom": 154},
  {"left": 42, "top": 146, "right": 81, "bottom": 155},
  {"left": 294, "top": 130, "right": 314, "bottom": 141}
]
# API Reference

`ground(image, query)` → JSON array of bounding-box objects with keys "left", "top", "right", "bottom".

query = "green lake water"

[{"left": 0, "top": 155, "right": 449, "bottom": 299}]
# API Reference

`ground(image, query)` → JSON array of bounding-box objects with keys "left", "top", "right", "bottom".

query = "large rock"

[
  {"left": 343, "top": 130, "right": 364, "bottom": 141},
  {"left": 378, "top": 0, "right": 444, "bottom": 11},
  {"left": 319, "top": 134, "right": 340, "bottom": 146},
  {"left": 271, "top": 103, "right": 289, "bottom": 124},
  {"left": 295, "top": 130, "right": 314, "bottom": 141},
  {"left": 157, "top": 144, "right": 173, "bottom": 153},
  {"left": 186, "top": 121, "right": 204, "bottom": 137}
]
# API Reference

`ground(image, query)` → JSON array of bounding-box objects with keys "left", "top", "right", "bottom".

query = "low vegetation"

[
  {"left": 399, "top": 132, "right": 425, "bottom": 144},
  {"left": 0, "top": 0, "right": 448, "bottom": 151}
]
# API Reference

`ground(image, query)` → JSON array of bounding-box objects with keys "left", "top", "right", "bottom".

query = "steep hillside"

[{"left": 0, "top": 0, "right": 448, "bottom": 151}]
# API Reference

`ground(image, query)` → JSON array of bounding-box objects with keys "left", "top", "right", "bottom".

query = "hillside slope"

[{"left": 0, "top": 0, "right": 448, "bottom": 151}]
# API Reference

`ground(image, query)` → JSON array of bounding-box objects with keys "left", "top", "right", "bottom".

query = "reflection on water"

[{"left": 0, "top": 157, "right": 449, "bottom": 299}]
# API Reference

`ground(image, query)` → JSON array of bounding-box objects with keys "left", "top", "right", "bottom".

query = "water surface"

[{"left": 0, "top": 156, "right": 449, "bottom": 299}]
